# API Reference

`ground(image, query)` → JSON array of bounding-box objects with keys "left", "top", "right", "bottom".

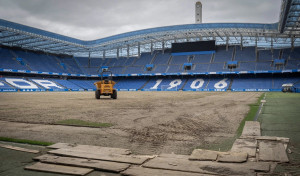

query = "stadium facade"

[{"left": 0, "top": 0, "right": 300, "bottom": 92}]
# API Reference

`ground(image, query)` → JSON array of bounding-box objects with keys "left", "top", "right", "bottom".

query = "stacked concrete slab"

[{"left": 23, "top": 121, "right": 289, "bottom": 176}]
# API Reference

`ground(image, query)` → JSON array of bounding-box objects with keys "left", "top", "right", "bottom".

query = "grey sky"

[{"left": 0, "top": 0, "right": 282, "bottom": 40}]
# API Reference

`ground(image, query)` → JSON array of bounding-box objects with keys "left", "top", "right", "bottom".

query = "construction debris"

[
  {"left": 189, "top": 149, "right": 219, "bottom": 161},
  {"left": 143, "top": 156, "right": 269, "bottom": 176},
  {"left": 0, "top": 143, "right": 39, "bottom": 154},
  {"left": 48, "top": 148, "right": 152, "bottom": 164},
  {"left": 121, "top": 166, "right": 213, "bottom": 176},
  {"left": 48, "top": 142, "right": 132, "bottom": 155},
  {"left": 23, "top": 120, "right": 290, "bottom": 175},
  {"left": 241, "top": 121, "right": 261, "bottom": 137},
  {"left": 217, "top": 152, "right": 248, "bottom": 163},
  {"left": 34, "top": 154, "right": 130, "bottom": 172},
  {"left": 231, "top": 138, "right": 257, "bottom": 157},
  {"left": 25, "top": 162, "right": 93, "bottom": 176},
  {"left": 258, "top": 141, "right": 289, "bottom": 163}
]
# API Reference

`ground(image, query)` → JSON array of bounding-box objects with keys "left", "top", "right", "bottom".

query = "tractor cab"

[{"left": 94, "top": 70, "right": 117, "bottom": 99}]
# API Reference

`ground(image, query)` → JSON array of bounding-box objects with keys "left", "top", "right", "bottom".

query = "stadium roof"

[{"left": 1, "top": 0, "right": 300, "bottom": 57}]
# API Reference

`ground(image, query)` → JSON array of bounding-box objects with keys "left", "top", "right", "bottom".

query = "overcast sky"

[{"left": 0, "top": 0, "right": 282, "bottom": 40}]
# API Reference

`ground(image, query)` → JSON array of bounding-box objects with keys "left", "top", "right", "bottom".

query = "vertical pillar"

[
  {"left": 88, "top": 52, "right": 91, "bottom": 67},
  {"left": 162, "top": 40, "right": 165, "bottom": 54},
  {"left": 255, "top": 36, "right": 258, "bottom": 61},
  {"left": 226, "top": 36, "right": 229, "bottom": 51},
  {"left": 255, "top": 37, "right": 258, "bottom": 52},
  {"left": 271, "top": 37, "right": 274, "bottom": 53},
  {"left": 117, "top": 48, "right": 119, "bottom": 59},
  {"left": 240, "top": 36, "right": 243, "bottom": 48},
  {"left": 127, "top": 45, "right": 130, "bottom": 58},
  {"left": 103, "top": 50, "right": 106, "bottom": 59},
  {"left": 199, "top": 35, "right": 203, "bottom": 41},
  {"left": 138, "top": 42, "right": 141, "bottom": 58},
  {"left": 291, "top": 36, "right": 294, "bottom": 51},
  {"left": 150, "top": 41, "right": 153, "bottom": 55}
]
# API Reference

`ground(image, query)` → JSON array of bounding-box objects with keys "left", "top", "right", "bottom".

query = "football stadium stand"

[
  {"left": 2, "top": 46, "right": 300, "bottom": 76},
  {"left": 1, "top": 75, "right": 300, "bottom": 92},
  {"left": 0, "top": 0, "right": 300, "bottom": 92}
]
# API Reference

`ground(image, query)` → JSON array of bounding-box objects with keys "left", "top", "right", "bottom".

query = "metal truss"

[{"left": 1, "top": 0, "right": 300, "bottom": 57}]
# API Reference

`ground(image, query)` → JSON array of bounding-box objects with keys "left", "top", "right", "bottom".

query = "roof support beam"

[
  {"left": 0, "top": 32, "right": 18, "bottom": 39},
  {"left": 138, "top": 42, "right": 141, "bottom": 58},
  {"left": 19, "top": 38, "right": 43, "bottom": 45},
  {"left": 215, "top": 31, "right": 224, "bottom": 41},
  {"left": 127, "top": 44, "right": 129, "bottom": 58},
  {"left": 1, "top": 36, "right": 32, "bottom": 44},
  {"left": 23, "top": 40, "right": 50, "bottom": 47},
  {"left": 38, "top": 43, "right": 63, "bottom": 49},
  {"left": 150, "top": 40, "right": 153, "bottom": 55},
  {"left": 117, "top": 48, "right": 119, "bottom": 59},
  {"left": 291, "top": 36, "right": 295, "bottom": 49},
  {"left": 226, "top": 36, "right": 229, "bottom": 51},
  {"left": 162, "top": 39, "right": 165, "bottom": 54},
  {"left": 240, "top": 35, "right": 243, "bottom": 48}
]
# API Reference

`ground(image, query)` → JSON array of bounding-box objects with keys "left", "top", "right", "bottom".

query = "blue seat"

[
  {"left": 214, "top": 46, "right": 234, "bottom": 62},
  {"left": 235, "top": 46, "right": 256, "bottom": 61},
  {"left": 53, "top": 79, "right": 84, "bottom": 90}
]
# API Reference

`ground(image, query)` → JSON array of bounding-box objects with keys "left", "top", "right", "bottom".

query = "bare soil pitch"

[{"left": 0, "top": 91, "right": 261, "bottom": 155}]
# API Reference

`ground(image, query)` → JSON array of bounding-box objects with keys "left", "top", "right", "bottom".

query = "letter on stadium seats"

[
  {"left": 5, "top": 78, "right": 39, "bottom": 89},
  {"left": 32, "top": 79, "right": 63, "bottom": 89}
]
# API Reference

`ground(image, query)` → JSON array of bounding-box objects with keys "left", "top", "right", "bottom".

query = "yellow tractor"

[{"left": 94, "top": 70, "right": 117, "bottom": 99}]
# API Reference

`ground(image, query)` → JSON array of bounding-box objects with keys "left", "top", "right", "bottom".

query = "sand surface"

[{"left": 0, "top": 91, "right": 261, "bottom": 154}]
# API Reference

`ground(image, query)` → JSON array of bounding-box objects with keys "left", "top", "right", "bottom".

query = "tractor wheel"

[
  {"left": 95, "top": 90, "right": 100, "bottom": 99},
  {"left": 111, "top": 90, "right": 117, "bottom": 99}
]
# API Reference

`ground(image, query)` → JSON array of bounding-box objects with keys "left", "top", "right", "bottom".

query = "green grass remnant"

[
  {"left": 236, "top": 93, "right": 265, "bottom": 137},
  {"left": 55, "top": 119, "right": 113, "bottom": 128},
  {"left": 0, "top": 136, "right": 53, "bottom": 146}
]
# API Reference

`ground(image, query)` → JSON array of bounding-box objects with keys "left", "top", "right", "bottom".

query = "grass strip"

[
  {"left": 0, "top": 136, "right": 53, "bottom": 146},
  {"left": 55, "top": 119, "right": 113, "bottom": 128},
  {"left": 235, "top": 93, "right": 265, "bottom": 137}
]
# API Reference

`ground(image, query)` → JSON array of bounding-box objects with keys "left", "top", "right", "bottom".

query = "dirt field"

[{"left": 0, "top": 91, "right": 261, "bottom": 155}]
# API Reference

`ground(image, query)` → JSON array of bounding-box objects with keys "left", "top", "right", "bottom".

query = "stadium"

[{"left": 0, "top": 0, "right": 299, "bottom": 175}]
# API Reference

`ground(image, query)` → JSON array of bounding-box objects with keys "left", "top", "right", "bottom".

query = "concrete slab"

[
  {"left": 143, "top": 156, "right": 270, "bottom": 176},
  {"left": 24, "top": 162, "right": 93, "bottom": 176},
  {"left": 48, "top": 148, "right": 152, "bottom": 164},
  {"left": 258, "top": 141, "right": 289, "bottom": 163},
  {"left": 0, "top": 143, "right": 39, "bottom": 154},
  {"left": 34, "top": 154, "right": 130, "bottom": 172},
  {"left": 256, "top": 136, "right": 289, "bottom": 143},
  {"left": 189, "top": 149, "right": 218, "bottom": 161},
  {"left": 159, "top": 153, "right": 189, "bottom": 159},
  {"left": 231, "top": 138, "right": 257, "bottom": 157},
  {"left": 217, "top": 152, "right": 248, "bottom": 163},
  {"left": 47, "top": 143, "right": 132, "bottom": 155},
  {"left": 256, "top": 136, "right": 290, "bottom": 149},
  {"left": 47, "top": 143, "right": 78, "bottom": 149},
  {"left": 121, "top": 166, "right": 214, "bottom": 176},
  {"left": 241, "top": 121, "right": 261, "bottom": 137}
]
